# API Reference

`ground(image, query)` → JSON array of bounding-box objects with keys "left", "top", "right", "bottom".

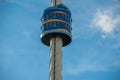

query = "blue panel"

[
  {"left": 43, "top": 14, "right": 71, "bottom": 23},
  {"left": 42, "top": 21, "right": 71, "bottom": 33}
]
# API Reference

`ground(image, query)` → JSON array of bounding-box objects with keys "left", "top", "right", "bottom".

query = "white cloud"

[
  {"left": 91, "top": 6, "right": 120, "bottom": 48},
  {"left": 92, "top": 8, "right": 120, "bottom": 34}
]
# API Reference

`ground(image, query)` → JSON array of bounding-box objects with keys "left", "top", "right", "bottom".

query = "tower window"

[
  {"left": 56, "top": 14, "right": 60, "bottom": 19},
  {"left": 61, "top": 14, "right": 64, "bottom": 20},
  {"left": 53, "top": 22, "right": 57, "bottom": 28},
  {"left": 48, "top": 14, "right": 52, "bottom": 19},
  {"left": 56, "top": 22, "right": 60, "bottom": 28},
  {"left": 53, "top": 13, "right": 57, "bottom": 19},
  {"left": 46, "top": 15, "right": 49, "bottom": 20},
  {"left": 49, "top": 22, "right": 52, "bottom": 27}
]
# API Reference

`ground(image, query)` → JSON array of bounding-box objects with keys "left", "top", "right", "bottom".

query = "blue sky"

[{"left": 0, "top": 0, "right": 120, "bottom": 80}]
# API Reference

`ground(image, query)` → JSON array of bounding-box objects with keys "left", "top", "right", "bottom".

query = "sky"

[{"left": 0, "top": 0, "right": 120, "bottom": 80}]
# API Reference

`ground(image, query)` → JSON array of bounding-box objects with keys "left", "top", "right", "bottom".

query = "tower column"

[{"left": 49, "top": 37, "right": 62, "bottom": 80}]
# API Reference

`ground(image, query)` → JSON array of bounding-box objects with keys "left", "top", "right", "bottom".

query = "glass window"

[
  {"left": 59, "top": 22, "right": 62, "bottom": 28},
  {"left": 48, "top": 23, "right": 50, "bottom": 27},
  {"left": 50, "top": 22, "right": 53, "bottom": 29},
  {"left": 56, "top": 14, "right": 60, "bottom": 19},
  {"left": 64, "top": 15, "right": 67, "bottom": 22},
  {"left": 53, "top": 22, "right": 57, "bottom": 28},
  {"left": 49, "top": 22, "right": 52, "bottom": 27},
  {"left": 48, "top": 23, "right": 52, "bottom": 30},
  {"left": 60, "top": 22, "right": 62, "bottom": 28},
  {"left": 67, "top": 16, "right": 70, "bottom": 22},
  {"left": 53, "top": 13, "right": 56, "bottom": 19},
  {"left": 48, "top": 14, "right": 52, "bottom": 19},
  {"left": 56, "top": 14, "right": 58, "bottom": 18},
  {"left": 61, "top": 14, "right": 63, "bottom": 20},
  {"left": 65, "top": 23, "right": 68, "bottom": 30},
  {"left": 43, "top": 24, "right": 46, "bottom": 30},
  {"left": 50, "top": 13, "right": 53, "bottom": 19},
  {"left": 63, "top": 15, "right": 65, "bottom": 21},
  {"left": 44, "top": 16, "right": 46, "bottom": 21},
  {"left": 56, "top": 22, "right": 60, "bottom": 28},
  {"left": 68, "top": 17, "right": 71, "bottom": 23},
  {"left": 46, "top": 15, "right": 49, "bottom": 20},
  {"left": 68, "top": 25, "right": 71, "bottom": 32},
  {"left": 45, "top": 23, "right": 48, "bottom": 30},
  {"left": 65, "top": 23, "right": 67, "bottom": 30},
  {"left": 63, "top": 23, "right": 65, "bottom": 29},
  {"left": 57, "top": 22, "right": 60, "bottom": 28}
]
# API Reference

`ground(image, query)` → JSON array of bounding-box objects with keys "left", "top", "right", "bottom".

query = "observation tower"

[{"left": 40, "top": 0, "right": 72, "bottom": 80}]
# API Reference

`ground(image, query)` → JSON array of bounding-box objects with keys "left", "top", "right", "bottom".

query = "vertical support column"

[{"left": 49, "top": 37, "right": 63, "bottom": 80}]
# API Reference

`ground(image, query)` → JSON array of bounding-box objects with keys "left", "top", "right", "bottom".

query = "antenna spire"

[{"left": 50, "top": 0, "right": 62, "bottom": 6}]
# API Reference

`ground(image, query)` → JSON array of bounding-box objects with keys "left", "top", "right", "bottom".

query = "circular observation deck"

[{"left": 40, "top": 4, "right": 72, "bottom": 47}]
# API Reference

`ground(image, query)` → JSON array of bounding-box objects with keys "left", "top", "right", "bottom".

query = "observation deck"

[{"left": 40, "top": 4, "right": 72, "bottom": 47}]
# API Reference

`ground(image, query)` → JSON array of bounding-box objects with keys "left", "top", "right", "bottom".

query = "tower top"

[
  {"left": 41, "top": 0, "right": 72, "bottom": 46},
  {"left": 50, "top": 0, "right": 63, "bottom": 6}
]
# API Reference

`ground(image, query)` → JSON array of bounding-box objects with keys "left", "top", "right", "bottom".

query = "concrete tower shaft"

[
  {"left": 49, "top": 37, "right": 62, "bottom": 80},
  {"left": 51, "top": 0, "right": 62, "bottom": 6}
]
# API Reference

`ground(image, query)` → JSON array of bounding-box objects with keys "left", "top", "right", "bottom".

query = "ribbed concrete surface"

[{"left": 49, "top": 37, "right": 62, "bottom": 80}]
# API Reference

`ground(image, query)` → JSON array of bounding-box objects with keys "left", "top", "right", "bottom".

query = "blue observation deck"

[{"left": 40, "top": 4, "right": 72, "bottom": 47}]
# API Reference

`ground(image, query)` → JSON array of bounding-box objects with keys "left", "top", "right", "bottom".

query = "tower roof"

[{"left": 50, "top": 0, "right": 62, "bottom": 6}]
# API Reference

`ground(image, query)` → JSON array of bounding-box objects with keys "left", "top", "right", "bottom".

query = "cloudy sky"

[{"left": 0, "top": 0, "right": 120, "bottom": 80}]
